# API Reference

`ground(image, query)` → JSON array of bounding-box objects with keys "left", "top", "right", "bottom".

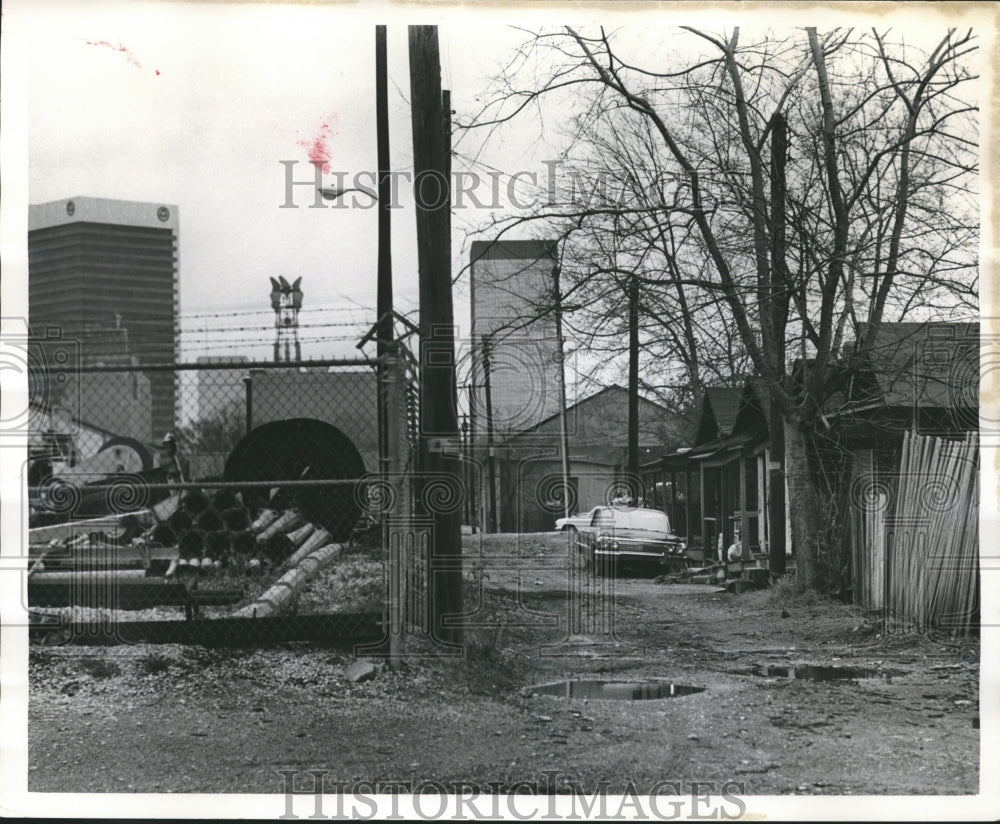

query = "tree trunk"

[
  {"left": 767, "top": 398, "right": 786, "bottom": 576},
  {"left": 782, "top": 415, "right": 820, "bottom": 589}
]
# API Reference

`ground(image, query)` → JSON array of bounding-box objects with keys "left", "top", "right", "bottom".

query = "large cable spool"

[
  {"left": 97, "top": 436, "right": 154, "bottom": 473},
  {"left": 223, "top": 418, "right": 365, "bottom": 540}
]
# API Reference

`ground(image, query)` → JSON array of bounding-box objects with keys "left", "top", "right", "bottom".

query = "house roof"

[
  {"left": 847, "top": 321, "right": 978, "bottom": 411},
  {"left": 706, "top": 386, "right": 741, "bottom": 436},
  {"left": 747, "top": 376, "right": 770, "bottom": 412},
  {"left": 693, "top": 385, "right": 741, "bottom": 445},
  {"left": 731, "top": 376, "right": 771, "bottom": 437},
  {"left": 500, "top": 384, "right": 681, "bottom": 448}
]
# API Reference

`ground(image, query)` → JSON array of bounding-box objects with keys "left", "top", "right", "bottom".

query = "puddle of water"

[
  {"left": 751, "top": 664, "right": 905, "bottom": 682},
  {"left": 528, "top": 680, "right": 705, "bottom": 700}
]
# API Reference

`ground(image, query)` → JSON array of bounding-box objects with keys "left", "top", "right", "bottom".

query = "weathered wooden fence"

[{"left": 850, "top": 431, "right": 979, "bottom": 635}]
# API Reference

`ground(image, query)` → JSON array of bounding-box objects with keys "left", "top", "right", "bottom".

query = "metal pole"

[
  {"left": 242, "top": 376, "right": 253, "bottom": 434},
  {"left": 273, "top": 313, "right": 280, "bottom": 363}
]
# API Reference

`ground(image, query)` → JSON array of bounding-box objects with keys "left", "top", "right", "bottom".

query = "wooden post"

[
  {"left": 627, "top": 275, "right": 640, "bottom": 487},
  {"left": 739, "top": 453, "right": 748, "bottom": 556},
  {"left": 768, "top": 399, "right": 786, "bottom": 575},
  {"left": 553, "top": 261, "right": 572, "bottom": 522},
  {"left": 408, "top": 25, "right": 462, "bottom": 646},
  {"left": 481, "top": 334, "right": 498, "bottom": 534},
  {"left": 384, "top": 348, "right": 403, "bottom": 665}
]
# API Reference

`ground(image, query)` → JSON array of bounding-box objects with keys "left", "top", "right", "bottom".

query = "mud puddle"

[{"left": 527, "top": 680, "right": 705, "bottom": 700}]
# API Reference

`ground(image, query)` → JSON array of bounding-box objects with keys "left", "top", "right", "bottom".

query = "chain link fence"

[{"left": 26, "top": 353, "right": 421, "bottom": 647}]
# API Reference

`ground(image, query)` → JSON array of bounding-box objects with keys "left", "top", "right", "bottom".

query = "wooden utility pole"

[
  {"left": 442, "top": 89, "right": 452, "bottom": 249},
  {"left": 408, "top": 25, "right": 462, "bottom": 646},
  {"left": 767, "top": 111, "right": 789, "bottom": 577},
  {"left": 375, "top": 25, "right": 393, "bottom": 479},
  {"left": 553, "top": 261, "right": 572, "bottom": 522},
  {"left": 481, "top": 334, "right": 498, "bottom": 534},
  {"left": 627, "top": 274, "right": 640, "bottom": 486}
]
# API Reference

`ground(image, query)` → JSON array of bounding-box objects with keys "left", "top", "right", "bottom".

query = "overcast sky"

[
  {"left": 4, "top": 0, "right": 994, "bottom": 371},
  {"left": 16, "top": 2, "right": 532, "bottom": 363}
]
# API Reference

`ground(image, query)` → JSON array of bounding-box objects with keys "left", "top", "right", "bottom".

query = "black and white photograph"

[{"left": 0, "top": 0, "right": 996, "bottom": 820}]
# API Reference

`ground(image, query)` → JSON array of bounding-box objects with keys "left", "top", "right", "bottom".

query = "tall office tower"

[
  {"left": 469, "top": 239, "right": 563, "bottom": 440},
  {"left": 28, "top": 197, "right": 180, "bottom": 441}
]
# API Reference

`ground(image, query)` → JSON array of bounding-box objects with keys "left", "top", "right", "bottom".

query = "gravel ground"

[{"left": 25, "top": 532, "right": 981, "bottom": 803}]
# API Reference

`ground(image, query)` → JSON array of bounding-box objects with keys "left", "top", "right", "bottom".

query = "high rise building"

[
  {"left": 469, "top": 239, "right": 562, "bottom": 440},
  {"left": 28, "top": 196, "right": 180, "bottom": 440}
]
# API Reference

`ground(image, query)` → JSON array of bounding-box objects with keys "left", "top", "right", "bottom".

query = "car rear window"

[
  {"left": 625, "top": 510, "right": 671, "bottom": 532},
  {"left": 592, "top": 508, "right": 614, "bottom": 527}
]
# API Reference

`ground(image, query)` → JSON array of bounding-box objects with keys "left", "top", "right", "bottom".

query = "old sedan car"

[
  {"left": 555, "top": 506, "right": 600, "bottom": 533},
  {"left": 574, "top": 506, "right": 688, "bottom": 573}
]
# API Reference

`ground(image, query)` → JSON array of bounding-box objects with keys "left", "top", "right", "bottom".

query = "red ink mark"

[
  {"left": 296, "top": 116, "right": 339, "bottom": 174},
  {"left": 155, "top": 69, "right": 161, "bottom": 76},
  {"left": 83, "top": 39, "right": 149, "bottom": 72}
]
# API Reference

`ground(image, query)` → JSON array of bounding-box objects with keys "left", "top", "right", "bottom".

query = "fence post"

[{"left": 383, "top": 348, "right": 404, "bottom": 666}]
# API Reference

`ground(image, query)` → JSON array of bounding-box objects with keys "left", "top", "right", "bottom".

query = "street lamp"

[
  {"left": 318, "top": 187, "right": 377, "bottom": 204},
  {"left": 315, "top": 26, "right": 394, "bottom": 485}
]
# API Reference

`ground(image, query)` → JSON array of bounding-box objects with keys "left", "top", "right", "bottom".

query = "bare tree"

[{"left": 462, "top": 25, "right": 978, "bottom": 588}]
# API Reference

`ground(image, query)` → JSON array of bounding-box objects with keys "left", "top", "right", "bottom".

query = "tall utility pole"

[
  {"left": 767, "top": 111, "right": 789, "bottom": 577},
  {"left": 375, "top": 24, "right": 394, "bottom": 478},
  {"left": 409, "top": 25, "right": 462, "bottom": 646},
  {"left": 552, "top": 261, "right": 572, "bottom": 523}
]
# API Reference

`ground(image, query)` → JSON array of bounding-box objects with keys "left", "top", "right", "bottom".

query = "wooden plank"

[
  {"left": 28, "top": 493, "right": 181, "bottom": 544},
  {"left": 29, "top": 576, "right": 187, "bottom": 609},
  {"left": 29, "top": 544, "right": 179, "bottom": 567},
  {"left": 33, "top": 613, "right": 384, "bottom": 646}
]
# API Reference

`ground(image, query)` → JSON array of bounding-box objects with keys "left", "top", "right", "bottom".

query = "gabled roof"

[
  {"left": 847, "top": 321, "right": 978, "bottom": 411},
  {"left": 732, "top": 376, "right": 771, "bottom": 437},
  {"left": 501, "top": 384, "right": 682, "bottom": 448},
  {"left": 693, "top": 385, "right": 741, "bottom": 445}
]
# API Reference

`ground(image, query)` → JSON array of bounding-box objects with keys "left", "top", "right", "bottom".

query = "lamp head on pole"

[
  {"left": 319, "top": 186, "right": 352, "bottom": 201},
  {"left": 318, "top": 186, "right": 377, "bottom": 204}
]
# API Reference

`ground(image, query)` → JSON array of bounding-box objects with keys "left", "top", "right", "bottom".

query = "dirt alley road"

[{"left": 27, "top": 532, "right": 980, "bottom": 799}]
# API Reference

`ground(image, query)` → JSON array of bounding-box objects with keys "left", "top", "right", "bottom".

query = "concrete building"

[
  {"left": 196, "top": 355, "right": 249, "bottom": 422},
  {"left": 469, "top": 240, "right": 562, "bottom": 441},
  {"left": 28, "top": 196, "right": 180, "bottom": 440}
]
